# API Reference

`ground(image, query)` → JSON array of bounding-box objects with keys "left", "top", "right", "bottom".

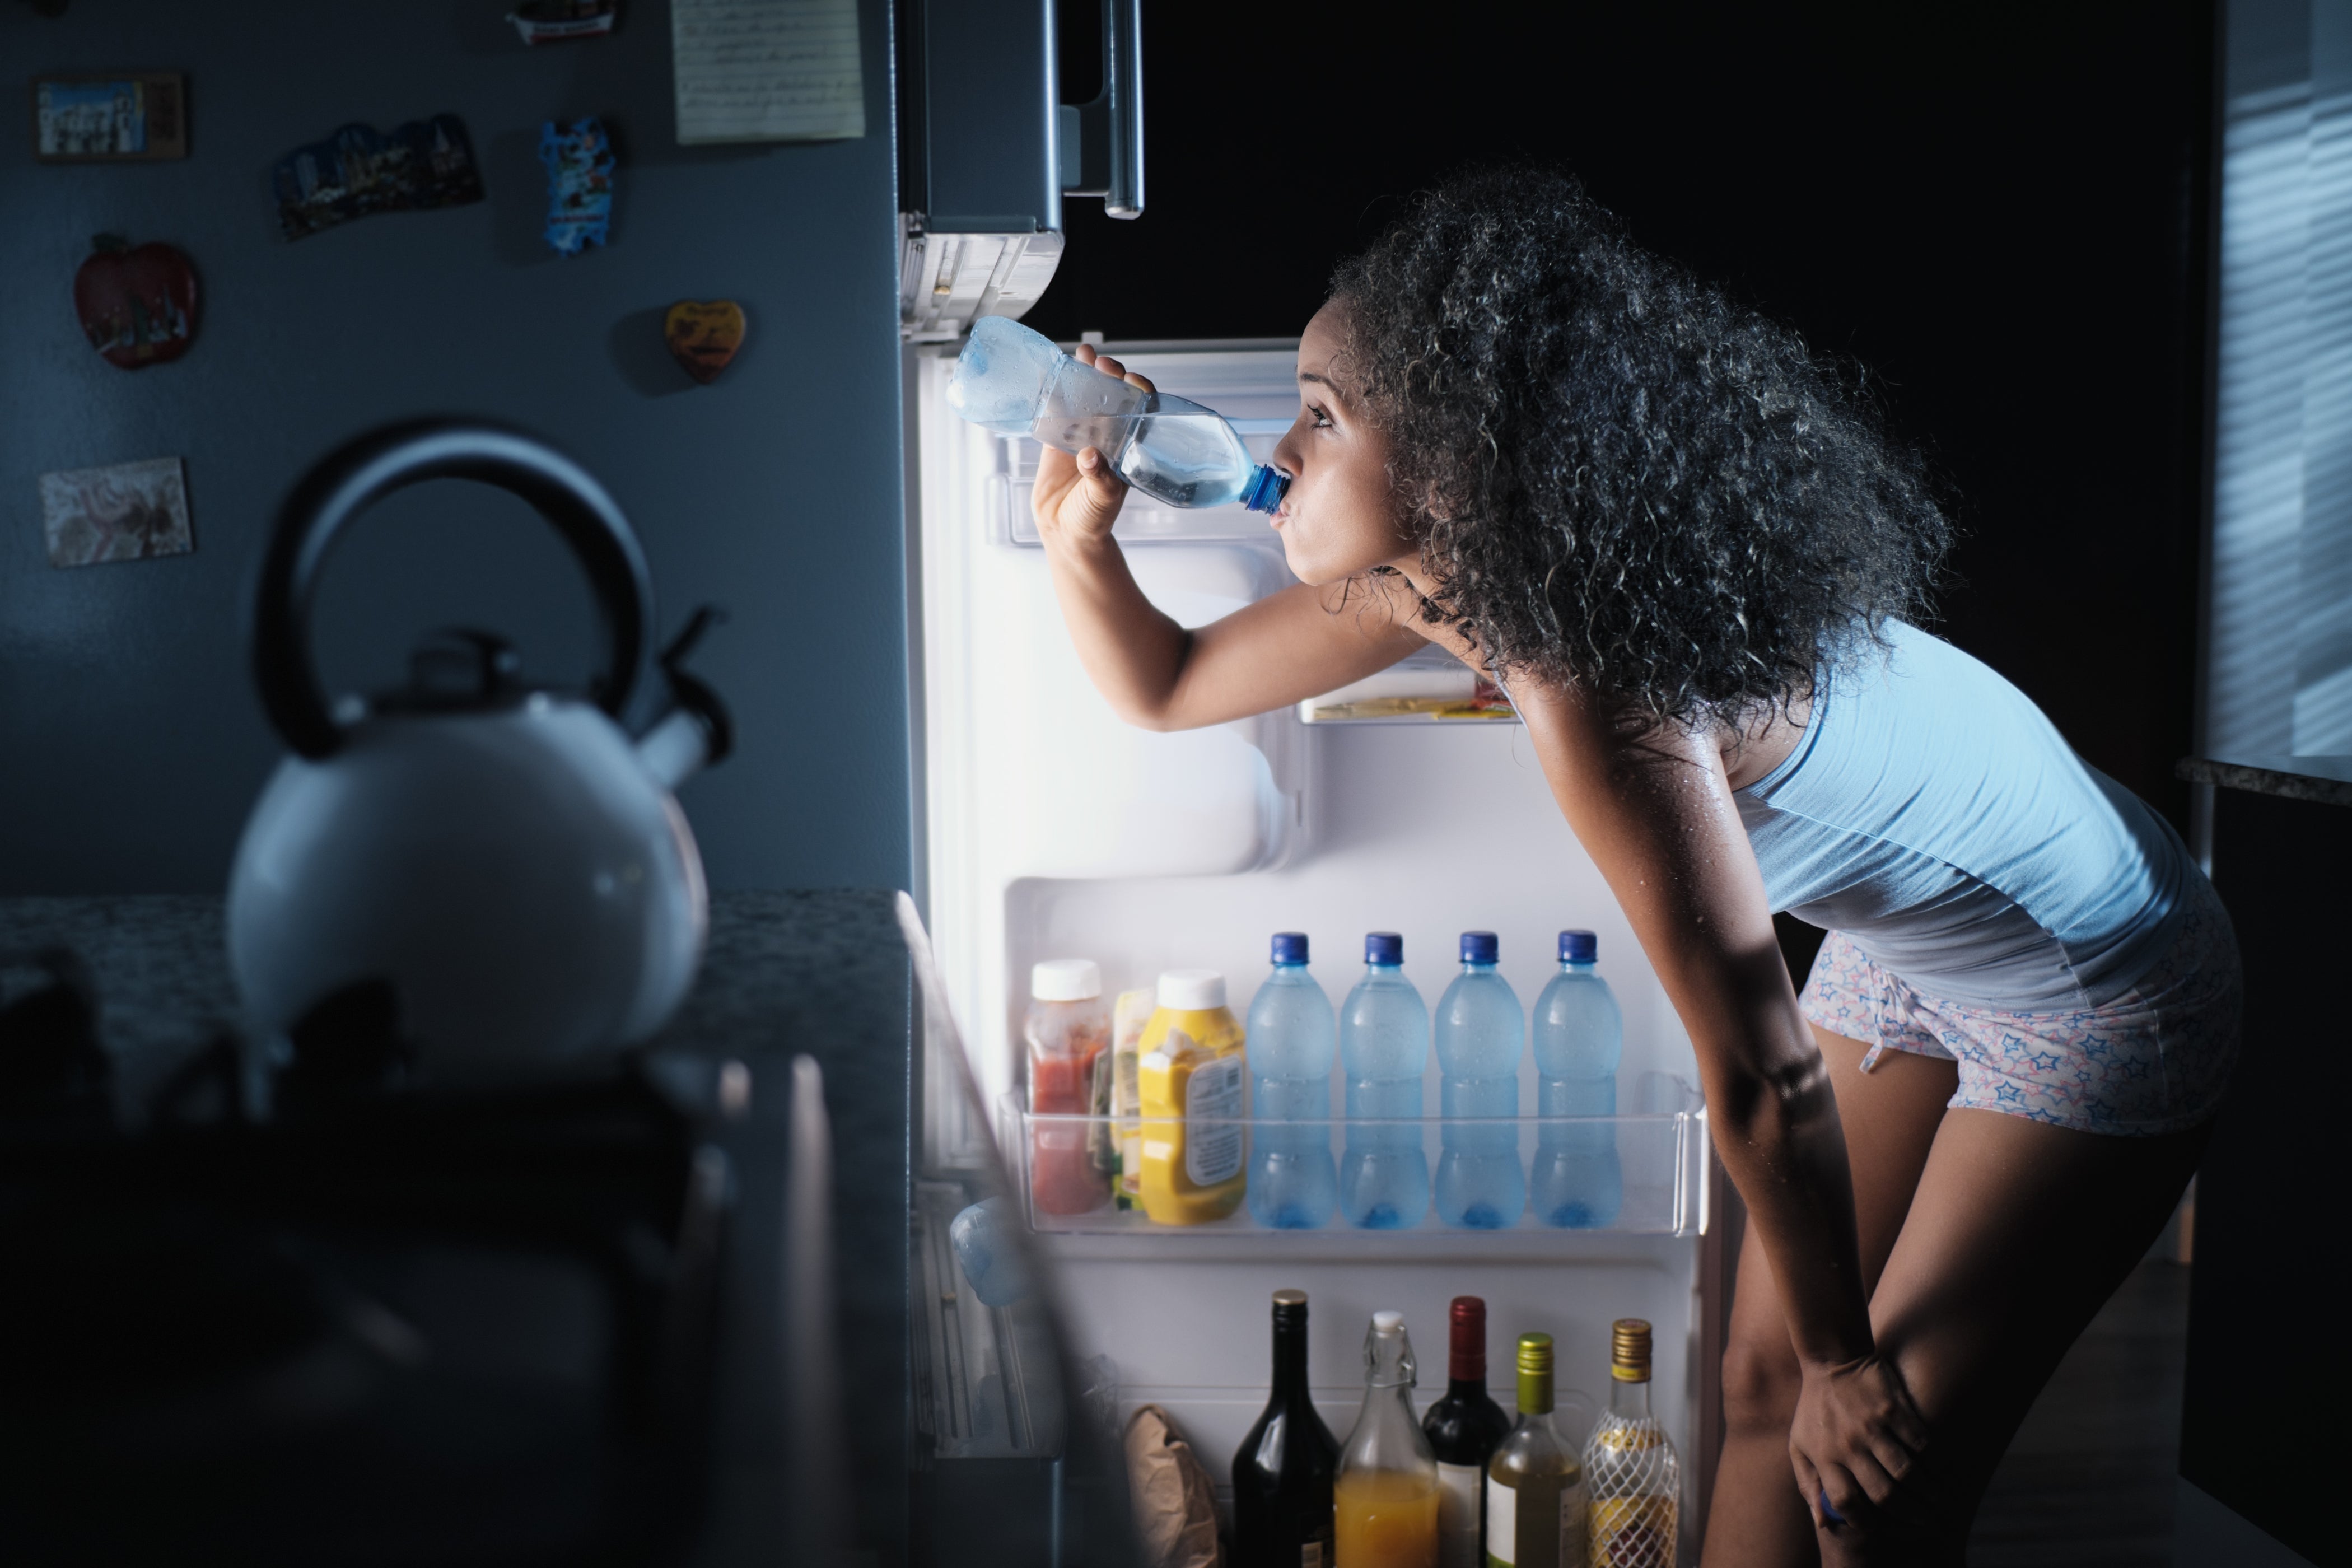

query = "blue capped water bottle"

[
  {"left": 1338, "top": 932, "right": 1431, "bottom": 1230},
  {"left": 1433, "top": 931, "right": 1527, "bottom": 1229},
  {"left": 1531, "top": 930, "right": 1624, "bottom": 1228},
  {"left": 1247, "top": 932, "right": 1339, "bottom": 1230},
  {"left": 948, "top": 316, "right": 1291, "bottom": 512}
]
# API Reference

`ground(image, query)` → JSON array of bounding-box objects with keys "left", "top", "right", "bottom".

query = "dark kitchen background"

[{"left": 0, "top": 1, "right": 2333, "bottom": 1561}]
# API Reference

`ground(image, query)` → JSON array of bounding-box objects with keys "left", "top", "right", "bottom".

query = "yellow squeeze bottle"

[{"left": 1137, "top": 969, "right": 1248, "bottom": 1224}]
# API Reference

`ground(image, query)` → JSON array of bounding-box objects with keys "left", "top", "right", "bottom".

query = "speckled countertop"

[{"left": 0, "top": 889, "right": 917, "bottom": 1565}]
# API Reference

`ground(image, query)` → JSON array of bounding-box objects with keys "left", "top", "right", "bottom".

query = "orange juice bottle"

[
  {"left": 1136, "top": 969, "right": 1247, "bottom": 1225},
  {"left": 1334, "top": 1310, "right": 1440, "bottom": 1567}
]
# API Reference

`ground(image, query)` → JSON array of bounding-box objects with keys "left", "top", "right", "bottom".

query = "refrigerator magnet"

[
  {"left": 270, "top": 115, "right": 484, "bottom": 242},
  {"left": 38, "top": 457, "right": 194, "bottom": 568},
  {"left": 507, "top": 0, "right": 619, "bottom": 44},
  {"left": 539, "top": 118, "right": 615, "bottom": 256},
  {"left": 73, "top": 235, "right": 198, "bottom": 369},
  {"left": 32, "top": 73, "right": 187, "bottom": 162},
  {"left": 665, "top": 301, "right": 745, "bottom": 385}
]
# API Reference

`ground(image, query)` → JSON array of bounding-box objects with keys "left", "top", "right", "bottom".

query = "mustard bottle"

[{"left": 1137, "top": 969, "right": 1248, "bottom": 1224}]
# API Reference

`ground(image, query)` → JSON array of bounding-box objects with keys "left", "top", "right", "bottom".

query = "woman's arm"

[
  {"left": 1033, "top": 350, "right": 1426, "bottom": 732},
  {"left": 1512, "top": 680, "right": 1927, "bottom": 1522}
]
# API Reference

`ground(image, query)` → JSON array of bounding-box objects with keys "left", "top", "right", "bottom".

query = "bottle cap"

[
  {"left": 1560, "top": 930, "right": 1598, "bottom": 963},
  {"left": 1371, "top": 1309, "right": 1404, "bottom": 1335},
  {"left": 1272, "top": 1288, "right": 1307, "bottom": 1308},
  {"left": 1270, "top": 932, "right": 1310, "bottom": 965},
  {"left": 1030, "top": 958, "right": 1102, "bottom": 1001},
  {"left": 1460, "top": 931, "right": 1499, "bottom": 964},
  {"left": 1272, "top": 1287, "right": 1308, "bottom": 1323},
  {"left": 1241, "top": 464, "right": 1291, "bottom": 514},
  {"left": 1515, "top": 1331, "right": 1555, "bottom": 1414},
  {"left": 1365, "top": 931, "right": 1403, "bottom": 965},
  {"left": 1156, "top": 969, "right": 1225, "bottom": 1010},
  {"left": 1449, "top": 1296, "right": 1486, "bottom": 1382},
  {"left": 1611, "top": 1318, "right": 1653, "bottom": 1382}
]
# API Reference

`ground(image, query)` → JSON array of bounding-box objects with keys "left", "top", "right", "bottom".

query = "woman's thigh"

[
  {"left": 1832, "top": 1108, "right": 2209, "bottom": 1561},
  {"left": 1725, "top": 1026, "right": 1958, "bottom": 1412}
]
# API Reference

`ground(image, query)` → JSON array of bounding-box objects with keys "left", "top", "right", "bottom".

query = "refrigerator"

[{"left": 902, "top": 336, "right": 1729, "bottom": 1562}]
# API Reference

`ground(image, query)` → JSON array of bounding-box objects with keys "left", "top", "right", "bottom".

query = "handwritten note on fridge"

[{"left": 672, "top": 0, "right": 865, "bottom": 146}]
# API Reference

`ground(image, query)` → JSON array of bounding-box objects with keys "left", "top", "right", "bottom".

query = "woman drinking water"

[{"left": 1028, "top": 169, "right": 2237, "bottom": 1565}]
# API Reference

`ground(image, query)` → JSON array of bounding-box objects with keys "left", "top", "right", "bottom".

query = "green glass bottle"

[{"left": 1482, "top": 1333, "right": 1585, "bottom": 1568}]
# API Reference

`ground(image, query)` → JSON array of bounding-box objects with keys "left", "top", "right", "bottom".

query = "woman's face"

[{"left": 1269, "top": 301, "right": 1412, "bottom": 585}]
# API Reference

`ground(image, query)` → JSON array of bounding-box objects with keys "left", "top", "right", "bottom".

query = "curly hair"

[{"left": 1329, "top": 168, "right": 1950, "bottom": 730}]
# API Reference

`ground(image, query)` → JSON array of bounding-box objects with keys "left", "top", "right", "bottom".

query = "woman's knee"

[{"left": 1721, "top": 1324, "right": 1802, "bottom": 1436}]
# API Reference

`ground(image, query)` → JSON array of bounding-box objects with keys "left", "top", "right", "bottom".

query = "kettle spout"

[{"left": 637, "top": 605, "right": 734, "bottom": 791}]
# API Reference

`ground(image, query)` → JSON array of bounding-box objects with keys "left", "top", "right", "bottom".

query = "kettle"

[{"left": 227, "top": 421, "right": 732, "bottom": 1085}]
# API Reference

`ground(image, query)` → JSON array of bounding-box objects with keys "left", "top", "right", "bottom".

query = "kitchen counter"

[{"left": 0, "top": 889, "right": 916, "bottom": 1566}]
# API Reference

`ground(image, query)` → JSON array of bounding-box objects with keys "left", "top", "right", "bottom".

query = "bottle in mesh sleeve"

[{"left": 1580, "top": 1319, "right": 1679, "bottom": 1567}]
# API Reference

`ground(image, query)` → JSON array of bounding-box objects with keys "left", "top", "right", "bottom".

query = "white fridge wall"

[{"left": 915, "top": 342, "right": 1711, "bottom": 1552}]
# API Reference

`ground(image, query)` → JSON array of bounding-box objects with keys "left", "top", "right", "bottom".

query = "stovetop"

[{"left": 0, "top": 891, "right": 913, "bottom": 1568}]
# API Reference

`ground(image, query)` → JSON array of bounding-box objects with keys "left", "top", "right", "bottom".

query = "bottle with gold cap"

[
  {"left": 1482, "top": 1332, "right": 1586, "bottom": 1568},
  {"left": 1580, "top": 1319, "right": 1679, "bottom": 1567}
]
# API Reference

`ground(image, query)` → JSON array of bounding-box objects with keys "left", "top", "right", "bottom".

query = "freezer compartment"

[{"left": 1000, "top": 1080, "right": 1709, "bottom": 1239}]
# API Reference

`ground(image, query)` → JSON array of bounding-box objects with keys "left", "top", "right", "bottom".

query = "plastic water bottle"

[
  {"left": 1530, "top": 930, "right": 1624, "bottom": 1228},
  {"left": 1338, "top": 932, "right": 1431, "bottom": 1230},
  {"left": 1247, "top": 932, "right": 1339, "bottom": 1229},
  {"left": 1433, "top": 931, "right": 1527, "bottom": 1229},
  {"left": 947, "top": 316, "right": 1291, "bottom": 512}
]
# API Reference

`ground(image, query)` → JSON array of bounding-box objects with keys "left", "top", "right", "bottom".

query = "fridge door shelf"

[
  {"left": 1003, "top": 1093, "right": 1710, "bottom": 1241},
  {"left": 1295, "top": 643, "right": 1522, "bottom": 725}
]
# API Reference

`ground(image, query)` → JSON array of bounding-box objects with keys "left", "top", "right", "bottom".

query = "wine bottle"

[
  {"left": 1335, "top": 1311, "right": 1440, "bottom": 1567},
  {"left": 1421, "top": 1297, "right": 1513, "bottom": 1568},
  {"left": 1581, "top": 1319, "right": 1679, "bottom": 1568},
  {"left": 1233, "top": 1289, "right": 1340, "bottom": 1568},
  {"left": 1483, "top": 1333, "right": 1585, "bottom": 1568}
]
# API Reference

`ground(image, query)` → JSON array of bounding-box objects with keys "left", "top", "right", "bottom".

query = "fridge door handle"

[
  {"left": 1102, "top": 0, "right": 1143, "bottom": 218},
  {"left": 1058, "top": 0, "right": 1144, "bottom": 220}
]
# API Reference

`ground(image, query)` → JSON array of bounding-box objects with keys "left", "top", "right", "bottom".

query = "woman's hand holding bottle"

[{"left": 1031, "top": 346, "right": 1156, "bottom": 549}]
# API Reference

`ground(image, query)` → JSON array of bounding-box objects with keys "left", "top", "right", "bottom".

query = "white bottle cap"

[
  {"left": 1371, "top": 1309, "right": 1406, "bottom": 1335},
  {"left": 1030, "top": 959, "right": 1102, "bottom": 1001},
  {"left": 1156, "top": 969, "right": 1225, "bottom": 1010}
]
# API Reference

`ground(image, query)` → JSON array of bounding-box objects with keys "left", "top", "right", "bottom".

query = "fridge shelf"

[{"left": 1001, "top": 1094, "right": 1710, "bottom": 1240}]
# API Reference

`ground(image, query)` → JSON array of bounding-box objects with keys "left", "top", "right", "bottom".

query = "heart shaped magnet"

[{"left": 664, "top": 300, "right": 745, "bottom": 385}]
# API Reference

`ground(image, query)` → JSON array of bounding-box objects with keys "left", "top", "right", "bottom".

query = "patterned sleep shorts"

[{"left": 1796, "top": 873, "right": 2241, "bottom": 1137}]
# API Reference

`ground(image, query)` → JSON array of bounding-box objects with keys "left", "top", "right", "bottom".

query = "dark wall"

[
  {"left": 0, "top": 0, "right": 909, "bottom": 895},
  {"left": 2186, "top": 788, "right": 2344, "bottom": 1567},
  {"left": 1035, "top": 0, "right": 2215, "bottom": 832}
]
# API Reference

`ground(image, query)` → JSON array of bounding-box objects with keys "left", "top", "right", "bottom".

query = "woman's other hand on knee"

[{"left": 1788, "top": 1353, "right": 1932, "bottom": 1530}]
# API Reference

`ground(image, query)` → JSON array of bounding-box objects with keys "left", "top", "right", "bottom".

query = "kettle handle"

[{"left": 255, "top": 419, "right": 655, "bottom": 760}]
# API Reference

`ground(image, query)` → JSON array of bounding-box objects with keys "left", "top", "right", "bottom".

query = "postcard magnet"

[
  {"left": 272, "top": 115, "right": 485, "bottom": 241},
  {"left": 665, "top": 301, "right": 745, "bottom": 384},
  {"left": 33, "top": 73, "right": 186, "bottom": 161},
  {"left": 539, "top": 118, "right": 615, "bottom": 256},
  {"left": 74, "top": 235, "right": 198, "bottom": 369},
  {"left": 39, "top": 457, "right": 193, "bottom": 567}
]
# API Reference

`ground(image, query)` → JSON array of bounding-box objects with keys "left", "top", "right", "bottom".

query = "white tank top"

[{"left": 1734, "top": 622, "right": 2190, "bottom": 1011}]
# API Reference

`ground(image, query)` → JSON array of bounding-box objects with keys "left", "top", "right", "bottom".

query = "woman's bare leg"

[
  {"left": 1813, "top": 1108, "right": 2208, "bottom": 1564},
  {"left": 1703, "top": 1029, "right": 1957, "bottom": 1568}
]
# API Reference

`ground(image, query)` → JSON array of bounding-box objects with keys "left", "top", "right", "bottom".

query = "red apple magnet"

[{"left": 74, "top": 234, "right": 198, "bottom": 369}]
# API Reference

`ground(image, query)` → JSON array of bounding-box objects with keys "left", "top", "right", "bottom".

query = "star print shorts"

[{"left": 1796, "top": 873, "right": 2241, "bottom": 1137}]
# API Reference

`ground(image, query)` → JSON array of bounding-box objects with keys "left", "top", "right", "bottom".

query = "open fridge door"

[{"left": 911, "top": 337, "right": 1725, "bottom": 1561}]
